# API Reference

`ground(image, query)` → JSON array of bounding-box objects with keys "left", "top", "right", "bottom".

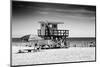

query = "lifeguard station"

[{"left": 38, "top": 21, "right": 69, "bottom": 48}]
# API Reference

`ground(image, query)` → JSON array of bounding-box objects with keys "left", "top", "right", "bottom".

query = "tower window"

[
  {"left": 53, "top": 24, "right": 57, "bottom": 28},
  {"left": 49, "top": 24, "right": 52, "bottom": 28},
  {"left": 41, "top": 24, "right": 44, "bottom": 27}
]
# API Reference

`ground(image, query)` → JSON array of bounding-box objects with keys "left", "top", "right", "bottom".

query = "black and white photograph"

[{"left": 11, "top": 0, "right": 96, "bottom": 66}]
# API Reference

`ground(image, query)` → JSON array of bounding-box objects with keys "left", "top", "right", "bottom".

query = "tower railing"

[{"left": 38, "top": 29, "right": 69, "bottom": 36}]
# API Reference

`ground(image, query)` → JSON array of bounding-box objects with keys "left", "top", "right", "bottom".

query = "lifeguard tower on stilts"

[{"left": 38, "top": 21, "right": 69, "bottom": 48}]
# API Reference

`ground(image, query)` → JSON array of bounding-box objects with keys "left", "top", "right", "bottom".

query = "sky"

[{"left": 12, "top": 1, "right": 96, "bottom": 38}]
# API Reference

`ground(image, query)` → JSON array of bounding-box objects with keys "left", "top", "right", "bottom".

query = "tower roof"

[{"left": 38, "top": 21, "right": 64, "bottom": 24}]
